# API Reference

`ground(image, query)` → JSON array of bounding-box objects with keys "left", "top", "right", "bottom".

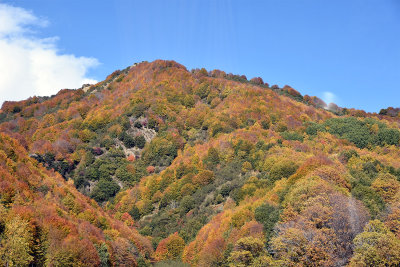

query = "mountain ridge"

[{"left": 0, "top": 59, "right": 400, "bottom": 266}]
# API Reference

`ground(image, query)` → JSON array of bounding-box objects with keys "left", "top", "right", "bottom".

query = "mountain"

[{"left": 1, "top": 60, "right": 400, "bottom": 266}]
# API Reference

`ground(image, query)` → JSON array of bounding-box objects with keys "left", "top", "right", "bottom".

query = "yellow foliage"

[
  {"left": 372, "top": 173, "right": 400, "bottom": 202},
  {"left": 231, "top": 208, "right": 254, "bottom": 228}
]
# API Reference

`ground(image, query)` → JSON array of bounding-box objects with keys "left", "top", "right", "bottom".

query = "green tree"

[
  {"left": 115, "top": 166, "right": 133, "bottom": 182},
  {"left": 280, "top": 131, "right": 304, "bottom": 142},
  {"left": 129, "top": 205, "right": 141, "bottom": 221},
  {"left": 91, "top": 179, "right": 120, "bottom": 202},
  {"left": 134, "top": 135, "right": 146, "bottom": 149},
  {"left": 203, "top": 147, "right": 220, "bottom": 168},
  {"left": 269, "top": 160, "right": 298, "bottom": 182},
  {"left": 180, "top": 196, "right": 195, "bottom": 214},
  {"left": 254, "top": 203, "right": 280, "bottom": 243},
  {"left": 96, "top": 243, "right": 110, "bottom": 267},
  {"left": 195, "top": 83, "right": 210, "bottom": 99},
  {"left": 376, "top": 128, "right": 400, "bottom": 146},
  {"left": 183, "top": 95, "right": 195, "bottom": 108},
  {"left": 119, "top": 132, "right": 135, "bottom": 148}
]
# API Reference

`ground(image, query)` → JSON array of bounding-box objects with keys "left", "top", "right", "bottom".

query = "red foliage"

[
  {"left": 146, "top": 166, "right": 155, "bottom": 174},
  {"left": 127, "top": 154, "right": 136, "bottom": 162},
  {"left": 250, "top": 77, "right": 264, "bottom": 85}
]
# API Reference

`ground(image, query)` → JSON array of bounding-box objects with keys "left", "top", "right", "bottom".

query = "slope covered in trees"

[
  {"left": 1, "top": 60, "right": 400, "bottom": 266},
  {"left": 0, "top": 133, "right": 152, "bottom": 266}
]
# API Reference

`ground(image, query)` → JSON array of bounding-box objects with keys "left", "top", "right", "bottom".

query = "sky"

[{"left": 1, "top": 0, "right": 400, "bottom": 112}]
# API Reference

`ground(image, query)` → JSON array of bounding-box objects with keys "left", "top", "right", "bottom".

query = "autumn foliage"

[{"left": 1, "top": 60, "right": 400, "bottom": 266}]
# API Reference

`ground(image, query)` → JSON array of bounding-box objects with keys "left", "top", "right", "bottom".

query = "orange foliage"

[{"left": 155, "top": 232, "right": 186, "bottom": 261}]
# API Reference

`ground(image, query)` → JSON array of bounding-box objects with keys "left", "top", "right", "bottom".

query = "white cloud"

[
  {"left": 0, "top": 4, "right": 99, "bottom": 105},
  {"left": 322, "top": 91, "right": 336, "bottom": 105}
]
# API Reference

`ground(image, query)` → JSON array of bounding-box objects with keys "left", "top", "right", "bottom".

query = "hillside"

[
  {"left": 0, "top": 133, "right": 152, "bottom": 266},
  {"left": 1, "top": 60, "right": 400, "bottom": 266}
]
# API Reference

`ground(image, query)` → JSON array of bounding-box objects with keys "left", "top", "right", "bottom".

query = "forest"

[{"left": 0, "top": 60, "right": 399, "bottom": 266}]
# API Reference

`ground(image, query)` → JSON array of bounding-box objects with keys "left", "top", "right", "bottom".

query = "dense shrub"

[
  {"left": 91, "top": 179, "right": 120, "bottom": 202},
  {"left": 376, "top": 128, "right": 400, "bottom": 146},
  {"left": 129, "top": 205, "right": 141, "bottom": 221},
  {"left": 115, "top": 166, "right": 133, "bottom": 182},
  {"left": 261, "top": 120, "right": 270, "bottom": 130},
  {"left": 281, "top": 131, "right": 304, "bottom": 142},
  {"left": 254, "top": 203, "right": 280, "bottom": 243},
  {"left": 193, "top": 170, "right": 215, "bottom": 185},
  {"left": 339, "top": 149, "right": 359, "bottom": 163},
  {"left": 352, "top": 185, "right": 385, "bottom": 218},
  {"left": 269, "top": 160, "right": 298, "bottom": 182},
  {"left": 142, "top": 136, "right": 178, "bottom": 166},
  {"left": 350, "top": 220, "right": 400, "bottom": 266},
  {"left": 203, "top": 147, "right": 220, "bottom": 168},
  {"left": 134, "top": 135, "right": 147, "bottom": 149},
  {"left": 119, "top": 132, "right": 135, "bottom": 148},
  {"left": 306, "top": 117, "right": 400, "bottom": 148},
  {"left": 180, "top": 196, "right": 195, "bottom": 214}
]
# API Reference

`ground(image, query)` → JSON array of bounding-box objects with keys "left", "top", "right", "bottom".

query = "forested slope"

[
  {"left": 1, "top": 60, "right": 400, "bottom": 266},
  {"left": 0, "top": 133, "right": 152, "bottom": 266}
]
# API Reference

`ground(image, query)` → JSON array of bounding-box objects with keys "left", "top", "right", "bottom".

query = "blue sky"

[{"left": 1, "top": 0, "right": 400, "bottom": 112}]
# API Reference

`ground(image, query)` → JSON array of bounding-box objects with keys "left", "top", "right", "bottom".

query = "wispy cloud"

[
  {"left": 322, "top": 91, "right": 337, "bottom": 105},
  {"left": 0, "top": 4, "right": 99, "bottom": 105}
]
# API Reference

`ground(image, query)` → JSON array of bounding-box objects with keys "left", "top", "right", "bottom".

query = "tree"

[
  {"left": 115, "top": 166, "right": 133, "bottom": 182},
  {"left": 195, "top": 83, "right": 210, "bottom": 99},
  {"left": 371, "top": 173, "right": 400, "bottom": 202},
  {"left": 96, "top": 243, "right": 110, "bottom": 267},
  {"left": 91, "top": 179, "right": 120, "bottom": 202},
  {"left": 307, "top": 117, "right": 400, "bottom": 148},
  {"left": 134, "top": 135, "right": 146, "bottom": 149},
  {"left": 376, "top": 128, "right": 400, "bottom": 146},
  {"left": 352, "top": 185, "right": 385, "bottom": 218},
  {"left": 193, "top": 170, "right": 215, "bottom": 185},
  {"left": 280, "top": 131, "right": 304, "bottom": 142},
  {"left": 228, "top": 237, "right": 273, "bottom": 267},
  {"left": 269, "top": 160, "right": 298, "bottom": 182},
  {"left": 183, "top": 95, "right": 195, "bottom": 108},
  {"left": 180, "top": 196, "right": 195, "bottom": 214},
  {"left": 155, "top": 232, "right": 185, "bottom": 261},
  {"left": 142, "top": 136, "right": 178, "bottom": 166},
  {"left": 254, "top": 203, "right": 280, "bottom": 243},
  {"left": 203, "top": 147, "right": 220, "bottom": 168},
  {"left": 241, "top": 162, "right": 252, "bottom": 173},
  {"left": 119, "top": 132, "right": 135, "bottom": 148},
  {"left": 261, "top": 120, "right": 270, "bottom": 130},
  {"left": 350, "top": 220, "right": 400, "bottom": 266},
  {"left": 134, "top": 121, "right": 143, "bottom": 128},
  {"left": 111, "top": 238, "right": 137, "bottom": 266},
  {"left": 285, "top": 87, "right": 302, "bottom": 99},
  {"left": 271, "top": 226, "right": 336, "bottom": 267},
  {"left": 0, "top": 216, "right": 33, "bottom": 266},
  {"left": 379, "top": 109, "right": 388, "bottom": 115},
  {"left": 129, "top": 205, "right": 141, "bottom": 221},
  {"left": 249, "top": 77, "right": 264, "bottom": 85}
]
